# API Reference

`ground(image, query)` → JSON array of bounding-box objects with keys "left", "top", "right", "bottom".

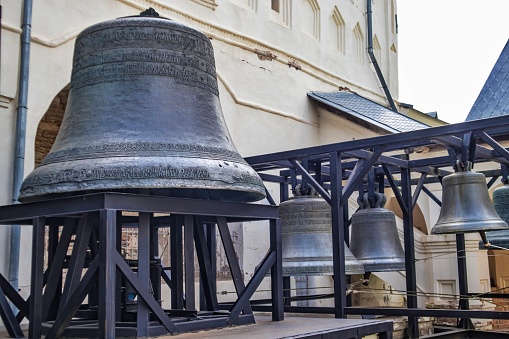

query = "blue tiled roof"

[
  {"left": 466, "top": 40, "right": 509, "bottom": 121},
  {"left": 308, "top": 91, "right": 429, "bottom": 133}
]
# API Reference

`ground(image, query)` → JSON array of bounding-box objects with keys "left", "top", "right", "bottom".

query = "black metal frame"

[
  {"left": 245, "top": 115, "right": 509, "bottom": 338},
  {"left": 1, "top": 116, "right": 509, "bottom": 338},
  {"left": 0, "top": 193, "right": 283, "bottom": 338}
]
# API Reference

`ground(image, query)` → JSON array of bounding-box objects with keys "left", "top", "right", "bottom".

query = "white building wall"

[{"left": 0, "top": 0, "right": 493, "bottom": 329}]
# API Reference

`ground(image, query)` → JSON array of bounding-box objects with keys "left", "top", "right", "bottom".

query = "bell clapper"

[
  {"left": 363, "top": 272, "right": 371, "bottom": 286},
  {"left": 479, "top": 231, "right": 491, "bottom": 247}
]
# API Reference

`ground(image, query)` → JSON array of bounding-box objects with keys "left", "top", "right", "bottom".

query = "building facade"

[{"left": 0, "top": 0, "right": 493, "bottom": 329}]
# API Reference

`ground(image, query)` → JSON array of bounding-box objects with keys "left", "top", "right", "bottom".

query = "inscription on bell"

[
  {"left": 72, "top": 25, "right": 218, "bottom": 94},
  {"left": 73, "top": 49, "right": 214, "bottom": 75},
  {"left": 22, "top": 165, "right": 210, "bottom": 188},
  {"left": 76, "top": 26, "right": 214, "bottom": 60},
  {"left": 72, "top": 62, "right": 219, "bottom": 95},
  {"left": 42, "top": 142, "right": 244, "bottom": 165}
]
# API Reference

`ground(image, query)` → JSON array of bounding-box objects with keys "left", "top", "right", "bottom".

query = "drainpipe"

[
  {"left": 367, "top": 0, "right": 398, "bottom": 112},
  {"left": 9, "top": 0, "right": 33, "bottom": 292}
]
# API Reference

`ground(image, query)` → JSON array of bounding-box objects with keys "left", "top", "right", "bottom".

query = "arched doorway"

[{"left": 34, "top": 85, "right": 69, "bottom": 167}]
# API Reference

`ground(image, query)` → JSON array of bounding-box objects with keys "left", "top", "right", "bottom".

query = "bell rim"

[
  {"left": 360, "top": 262, "right": 406, "bottom": 272},
  {"left": 282, "top": 263, "right": 365, "bottom": 276},
  {"left": 20, "top": 153, "right": 266, "bottom": 203},
  {"left": 431, "top": 219, "right": 509, "bottom": 234}
]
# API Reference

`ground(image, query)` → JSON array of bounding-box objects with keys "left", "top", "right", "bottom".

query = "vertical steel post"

[
  {"left": 29, "top": 217, "right": 45, "bottom": 339},
  {"left": 99, "top": 210, "right": 117, "bottom": 338},
  {"left": 137, "top": 212, "right": 151, "bottom": 336},
  {"left": 280, "top": 172, "right": 289, "bottom": 203},
  {"left": 330, "top": 151, "right": 346, "bottom": 318},
  {"left": 456, "top": 233, "right": 473, "bottom": 328},
  {"left": 343, "top": 200, "right": 352, "bottom": 307},
  {"left": 401, "top": 167, "right": 419, "bottom": 338},
  {"left": 270, "top": 218, "right": 284, "bottom": 321},
  {"left": 47, "top": 225, "right": 61, "bottom": 321},
  {"left": 206, "top": 222, "right": 217, "bottom": 298},
  {"left": 184, "top": 215, "right": 195, "bottom": 310},
  {"left": 283, "top": 276, "right": 291, "bottom": 306},
  {"left": 280, "top": 173, "right": 291, "bottom": 307},
  {"left": 171, "top": 216, "right": 184, "bottom": 309},
  {"left": 194, "top": 219, "right": 218, "bottom": 311},
  {"left": 151, "top": 217, "right": 162, "bottom": 305},
  {"left": 116, "top": 211, "right": 123, "bottom": 321},
  {"left": 199, "top": 222, "right": 216, "bottom": 311}
]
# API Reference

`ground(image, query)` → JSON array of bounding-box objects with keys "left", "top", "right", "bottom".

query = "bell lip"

[
  {"left": 18, "top": 187, "right": 266, "bottom": 204},
  {"left": 358, "top": 260, "right": 406, "bottom": 273},
  {"left": 283, "top": 265, "right": 365, "bottom": 277},
  {"left": 431, "top": 219, "right": 509, "bottom": 235},
  {"left": 19, "top": 156, "right": 266, "bottom": 203}
]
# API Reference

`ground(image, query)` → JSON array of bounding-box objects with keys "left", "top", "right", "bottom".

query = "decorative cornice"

[
  {"left": 191, "top": 0, "right": 218, "bottom": 10},
  {"left": 1, "top": 21, "right": 80, "bottom": 48},
  {"left": 0, "top": 95, "right": 13, "bottom": 109},
  {"left": 116, "top": 0, "right": 386, "bottom": 101},
  {"left": 217, "top": 73, "right": 319, "bottom": 127}
]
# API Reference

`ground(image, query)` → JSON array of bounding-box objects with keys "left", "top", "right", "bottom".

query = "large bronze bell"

[
  {"left": 480, "top": 179, "right": 509, "bottom": 249},
  {"left": 19, "top": 10, "right": 265, "bottom": 202},
  {"left": 431, "top": 163, "right": 508, "bottom": 234},
  {"left": 350, "top": 192, "right": 406, "bottom": 272},
  {"left": 278, "top": 186, "right": 364, "bottom": 276}
]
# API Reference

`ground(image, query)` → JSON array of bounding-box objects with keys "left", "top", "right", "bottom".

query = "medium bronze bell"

[
  {"left": 278, "top": 187, "right": 364, "bottom": 276},
  {"left": 350, "top": 192, "right": 406, "bottom": 272},
  {"left": 431, "top": 164, "right": 508, "bottom": 234},
  {"left": 19, "top": 11, "right": 265, "bottom": 202},
  {"left": 480, "top": 180, "right": 509, "bottom": 249}
]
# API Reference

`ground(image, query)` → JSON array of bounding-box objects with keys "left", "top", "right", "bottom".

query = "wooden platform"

[{"left": 161, "top": 314, "right": 393, "bottom": 339}]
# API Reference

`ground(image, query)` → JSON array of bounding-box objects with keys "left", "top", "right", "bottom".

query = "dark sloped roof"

[
  {"left": 308, "top": 91, "right": 429, "bottom": 133},
  {"left": 466, "top": 39, "right": 509, "bottom": 121}
]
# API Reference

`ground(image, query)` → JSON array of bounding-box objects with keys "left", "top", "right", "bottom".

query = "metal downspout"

[
  {"left": 367, "top": 0, "right": 398, "bottom": 112},
  {"left": 9, "top": 0, "right": 33, "bottom": 292}
]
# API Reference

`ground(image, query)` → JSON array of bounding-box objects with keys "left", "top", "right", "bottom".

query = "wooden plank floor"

[
  {"left": 0, "top": 314, "right": 393, "bottom": 338},
  {"left": 163, "top": 313, "right": 392, "bottom": 338}
]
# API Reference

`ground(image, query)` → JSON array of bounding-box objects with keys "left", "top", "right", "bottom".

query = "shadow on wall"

[{"left": 386, "top": 195, "right": 428, "bottom": 235}]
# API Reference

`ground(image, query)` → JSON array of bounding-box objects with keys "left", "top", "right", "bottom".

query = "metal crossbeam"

[
  {"left": 115, "top": 252, "right": 178, "bottom": 334},
  {"left": 42, "top": 219, "right": 75, "bottom": 320},
  {"left": 59, "top": 216, "right": 92, "bottom": 310},
  {"left": 247, "top": 115, "right": 509, "bottom": 167},
  {"left": 45, "top": 257, "right": 99, "bottom": 339},
  {"left": 217, "top": 217, "right": 252, "bottom": 316},
  {"left": 228, "top": 251, "right": 276, "bottom": 324},
  {"left": 0, "top": 286, "right": 24, "bottom": 338},
  {"left": 194, "top": 219, "right": 219, "bottom": 311},
  {"left": 0, "top": 273, "right": 28, "bottom": 321}
]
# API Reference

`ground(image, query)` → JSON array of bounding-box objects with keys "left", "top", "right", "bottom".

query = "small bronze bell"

[
  {"left": 350, "top": 192, "right": 406, "bottom": 272},
  {"left": 19, "top": 10, "right": 265, "bottom": 202},
  {"left": 278, "top": 186, "right": 364, "bottom": 276},
  {"left": 431, "top": 163, "right": 508, "bottom": 234},
  {"left": 480, "top": 178, "right": 509, "bottom": 249}
]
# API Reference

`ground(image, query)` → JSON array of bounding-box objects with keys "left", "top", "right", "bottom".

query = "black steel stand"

[
  {"left": 246, "top": 115, "right": 509, "bottom": 338},
  {"left": 0, "top": 192, "right": 283, "bottom": 338}
]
